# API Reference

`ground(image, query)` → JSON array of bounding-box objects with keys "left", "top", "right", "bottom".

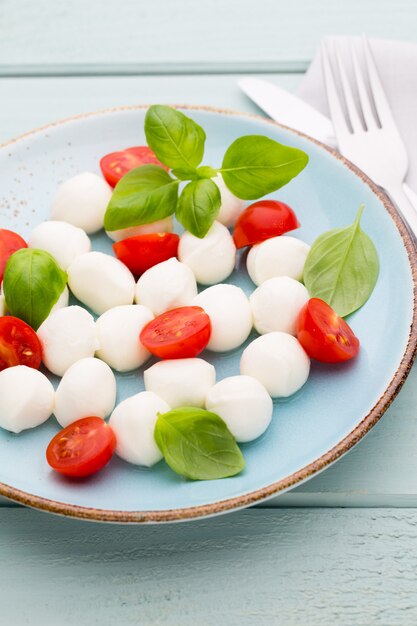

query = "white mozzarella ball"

[
  {"left": 178, "top": 221, "right": 236, "bottom": 285},
  {"left": 193, "top": 284, "right": 252, "bottom": 352},
  {"left": 54, "top": 357, "right": 116, "bottom": 427},
  {"left": 205, "top": 375, "right": 273, "bottom": 442},
  {"left": 212, "top": 175, "right": 246, "bottom": 227},
  {"left": 28, "top": 221, "right": 91, "bottom": 270},
  {"left": 144, "top": 358, "right": 216, "bottom": 408},
  {"left": 0, "top": 366, "right": 54, "bottom": 433},
  {"left": 68, "top": 251, "right": 135, "bottom": 315},
  {"left": 247, "top": 235, "right": 310, "bottom": 286},
  {"left": 37, "top": 306, "right": 99, "bottom": 377},
  {"left": 109, "top": 391, "right": 170, "bottom": 466},
  {"left": 0, "top": 294, "right": 5, "bottom": 316},
  {"left": 106, "top": 217, "right": 174, "bottom": 242},
  {"left": 51, "top": 172, "right": 112, "bottom": 234},
  {"left": 135, "top": 258, "right": 197, "bottom": 316},
  {"left": 95, "top": 304, "right": 154, "bottom": 372},
  {"left": 240, "top": 332, "right": 310, "bottom": 398},
  {"left": 250, "top": 276, "right": 309, "bottom": 336},
  {"left": 50, "top": 286, "right": 69, "bottom": 314}
]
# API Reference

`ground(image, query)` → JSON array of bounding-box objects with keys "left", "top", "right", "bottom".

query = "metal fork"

[{"left": 321, "top": 36, "right": 417, "bottom": 236}]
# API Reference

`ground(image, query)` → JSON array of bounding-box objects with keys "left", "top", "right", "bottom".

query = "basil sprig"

[
  {"left": 3, "top": 248, "right": 67, "bottom": 329},
  {"left": 104, "top": 105, "right": 309, "bottom": 238},
  {"left": 154, "top": 407, "right": 245, "bottom": 480},
  {"left": 303, "top": 206, "right": 379, "bottom": 317}
]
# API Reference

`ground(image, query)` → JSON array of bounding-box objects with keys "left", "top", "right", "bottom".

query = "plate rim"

[{"left": 1, "top": 103, "right": 416, "bottom": 523}]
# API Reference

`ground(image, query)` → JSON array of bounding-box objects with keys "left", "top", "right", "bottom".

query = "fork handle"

[{"left": 384, "top": 184, "right": 417, "bottom": 240}]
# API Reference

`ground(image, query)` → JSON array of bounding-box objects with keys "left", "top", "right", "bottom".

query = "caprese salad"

[{"left": 0, "top": 106, "right": 379, "bottom": 482}]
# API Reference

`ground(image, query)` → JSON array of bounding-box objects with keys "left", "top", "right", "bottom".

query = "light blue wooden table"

[{"left": 2, "top": 1, "right": 417, "bottom": 623}]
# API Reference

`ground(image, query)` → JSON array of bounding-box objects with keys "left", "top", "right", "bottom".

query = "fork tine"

[
  {"left": 362, "top": 35, "right": 396, "bottom": 127},
  {"left": 349, "top": 40, "right": 378, "bottom": 131},
  {"left": 334, "top": 43, "right": 363, "bottom": 132},
  {"left": 320, "top": 40, "right": 349, "bottom": 136}
]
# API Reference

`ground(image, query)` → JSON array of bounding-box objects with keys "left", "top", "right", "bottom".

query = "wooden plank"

[
  {"left": 0, "top": 507, "right": 416, "bottom": 625},
  {"left": 1, "top": 0, "right": 417, "bottom": 75},
  {"left": 1, "top": 74, "right": 417, "bottom": 509}
]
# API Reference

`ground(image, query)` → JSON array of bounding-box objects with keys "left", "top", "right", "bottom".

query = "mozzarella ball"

[
  {"left": 50, "top": 286, "right": 69, "bottom": 314},
  {"left": 28, "top": 221, "right": 91, "bottom": 270},
  {"left": 0, "top": 293, "right": 5, "bottom": 316},
  {"left": 178, "top": 221, "right": 236, "bottom": 285},
  {"left": 51, "top": 172, "right": 112, "bottom": 234},
  {"left": 109, "top": 391, "right": 170, "bottom": 467},
  {"left": 144, "top": 358, "right": 216, "bottom": 408},
  {"left": 68, "top": 251, "right": 135, "bottom": 315},
  {"left": 212, "top": 175, "right": 246, "bottom": 227},
  {"left": 250, "top": 276, "right": 309, "bottom": 335},
  {"left": 106, "top": 217, "right": 174, "bottom": 242},
  {"left": 240, "top": 332, "right": 310, "bottom": 398},
  {"left": 135, "top": 258, "right": 197, "bottom": 316},
  {"left": 193, "top": 284, "right": 252, "bottom": 352},
  {"left": 37, "top": 306, "right": 99, "bottom": 377},
  {"left": 54, "top": 357, "right": 116, "bottom": 427},
  {"left": 95, "top": 304, "right": 154, "bottom": 372},
  {"left": 206, "top": 375, "right": 273, "bottom": 442},
  {"left": 247, "top": 235, "right": 310, "bottom": 286},
  {"left": 0, "top": 366, "right": 54, "bottom": 433}
]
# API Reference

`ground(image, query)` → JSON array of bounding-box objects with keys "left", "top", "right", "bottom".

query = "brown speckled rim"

[{"left": 1, "top": 104, "right": 416, "bottom": 523}]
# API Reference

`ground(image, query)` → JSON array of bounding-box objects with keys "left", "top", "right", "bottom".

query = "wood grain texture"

[
  {"left": 1, "top": 0, "right": 417, "bottom": 75},
  {"left": 0, "top": 507, "right": 416, "bottom": 625},
  {"left": 1, "top": 73, "right": 417, "bottom": 508}
]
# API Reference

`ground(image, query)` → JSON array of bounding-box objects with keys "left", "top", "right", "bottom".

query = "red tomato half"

[
  {"left": 0, "top": 229, "right": 27, "bottom": 283},
  {"left": 233, "top": 200, "right": 300, "bottom": 249},
  {"left": 0, "top": 316, "right": 42, "bottom": 371},
  {"left": 100, "top": 146, "right": 168, "bottom": 187},
  {"left": 140, "top": 306, "right": 211, "bottom": 359},
  {"left": 297, "top": 298, "right": 360, "bottom": 363},
  {"left": 113, "top": 233, "right": 179, "bottom": 276},
  {"left": 46, "top": 417, "right": 116, "bottom": 478}
]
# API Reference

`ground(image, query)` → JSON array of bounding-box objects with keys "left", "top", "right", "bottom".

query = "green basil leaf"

[
  {"left": 196, "top": 166, "right": 218, "bottom": 179},
  {"left": 220, "top": 135, "right": 309, "bottom": 200},
  {"left": 104, "top": 164, "right": 179, "bottom": 231},
  {"left": 176, "top": 179, "right": 221, "bottom": 238},
  {"left": 145, "top": 105, "right": 206, "bottom": 170},
  {"left": 154, "top": 407, "right": 245, "bottom": 480},
  {"left": 3, "top": 248, "right": 67, "bottom": 329},
  {"left": 303, "top": 206, "right": 379, "bottom": 317},
  {"left": 171, "top": 167, "right": 199, "bottom": 181}
]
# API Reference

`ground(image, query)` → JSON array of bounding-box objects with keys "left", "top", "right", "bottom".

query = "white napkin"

[{"left": 296, "top": 37, "right": 417, "bottom": 192}]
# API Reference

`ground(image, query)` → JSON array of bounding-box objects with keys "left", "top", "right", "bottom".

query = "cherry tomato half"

[
  {"left": 297, "top": 298, "right": 360, "bottom": 363},
  {"left": 0, "top": 316, "right": 42, "bottom": 371},
  {"left": 233, "top": 200, "right": 300, "bottom": 249},
  {"left": 0, "top": 229, "right": 27, "bottom": 283},
  {"left": 113, "top": 233, "right": 179, "bottom": 276},
  {"left": 100, "top": 146, "right": 168, "bottom": 187},
  {"left": 140, "top": 306, "right": 211, "bottom": 359},
  {"left": 46, "top": 417, "right": 116, "bottom": 478}
]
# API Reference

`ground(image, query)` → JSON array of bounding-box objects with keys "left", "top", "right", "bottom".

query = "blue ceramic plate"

[{"left": 0, "top": 106, "right": 416, "bottom": 523}]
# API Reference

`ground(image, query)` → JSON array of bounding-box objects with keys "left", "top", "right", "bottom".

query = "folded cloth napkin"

[{"left": 296, "top": 37, "right": 417, "bottom": 192}]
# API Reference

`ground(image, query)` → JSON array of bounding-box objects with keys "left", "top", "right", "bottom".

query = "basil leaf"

[
  {"left": 303, "top": 206, "right": 379, "bottom": 317},
  {"left": 154, "top": 407, "right": 245, "bottom": 480},
  {"left": 176, "top": 179, "right": 221, "bottom": 238},
  {"left": 3, "top": 248, "right": 67, "bottom": 329},
  {"left": 104, "top": 165, "right": 179, "bottom": 231},
  {"left": 145, "top": 105, "right": 206, "bottom": 170},
  {"left": 171, "top": 167, "right": 199, "bottom": 181},
  {"left": 220, "top": 135, "right": 308, "bottom": 200}
]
